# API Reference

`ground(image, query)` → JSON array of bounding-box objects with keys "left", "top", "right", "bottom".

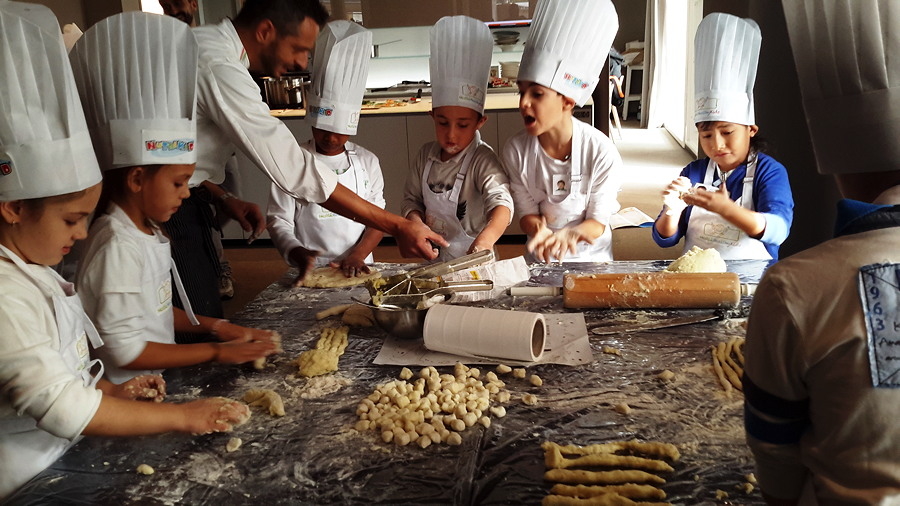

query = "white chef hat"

[
  {"left": 784, "top": 0, "right": 899, "bottom": 175},
  {"left": 70, "top": 12, "right": 198, "bottom": 172},
  {"left": 518, "top": 0, "right": 619, "bottom": 107},
  {"left": 693, "top": 13, "right": 761, "bottom": 126},
  {"left": 0, "top": 1, "right": 101, "bottom": 201},
  {"left": 430, "top": 16, "right": 493, "bottom": 115},
  {"left": 306, "top": 21, "right": 371, "bottom": 136}
]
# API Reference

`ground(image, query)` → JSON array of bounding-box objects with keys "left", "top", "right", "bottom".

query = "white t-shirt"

[
  {"left": 191, "top": 19, "right": 337, "bottom": 204},
  {"left": 267, "top": 141, "right": 385, "bottom": 266},
  {"left": 0, "top": 260, "right": 102, "bottom": 499},
  {"left": 76, "top": 205, "right": 176, "bottom": 384}
]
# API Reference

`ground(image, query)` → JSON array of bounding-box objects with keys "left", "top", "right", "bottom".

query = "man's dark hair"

[{"left": 233, "top": 0, "right": 329, "bottom": 36}]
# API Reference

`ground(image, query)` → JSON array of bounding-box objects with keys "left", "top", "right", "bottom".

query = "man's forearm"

[{"left": 321, "top": 184, "right": 403, "bottom": 236}]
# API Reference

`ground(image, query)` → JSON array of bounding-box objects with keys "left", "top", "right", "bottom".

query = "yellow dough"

[
  {"left": 295, "top": 326, "right": 349, "bottom": 377},
  {"left": 243, "top": 388, "right": 286, "bottom": 417},
  {"left": 342, "top": 304, "right": 375, "bottom": 327},
  {"left": 300, "top": 266, "right": 381, "bottom": 288},
  {"left": 544, "top": 469, "right": 666, "bottom": 485},
  {"left": 545, "top": 446, "right": 673, "bottom": 473},
  {"left": 550, "top": 483, "right": 666, "bottom": 500},
  {"left": 665, "top": 246, "right": 726, "bottom": 273}
]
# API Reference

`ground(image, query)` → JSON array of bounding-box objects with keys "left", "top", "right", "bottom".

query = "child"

[
  {"left": 502, "top": 0, "right": 623, "bottom": 263},
  {"left": 71, "top": 12, "right": 278, "bottom": 384},
  {"left": 652, "top": 13, "right": 793, "bottom": 261},
  {"left": 267, "top": 21, "right": 385, "bottom": 286},
  {"left": 401, "top": 16, "right": 513, "bottom": 262},
  {"left": 0, "top": 6, "right": 248, "bottom": 498}
]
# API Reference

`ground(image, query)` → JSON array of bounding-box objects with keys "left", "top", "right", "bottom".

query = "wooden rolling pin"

[{"left": 562, "top": 272, "right": 741, "bottom": 309}]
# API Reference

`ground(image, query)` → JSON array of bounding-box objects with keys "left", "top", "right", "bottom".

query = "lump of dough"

[
  {"left": 342, "top": 304, "right": 375, "bottom": 327},
  {"left": 242, "top": 388, "right": 286, "bottom": 417},
  {"left": 300, "top": 266, "right": 381, "bottom": 288},
  {"left": 226, "top": 437, "right": 242, "bottom": 452},
  {"left": 665, "top": 246, "right": 727, "bottom": 273},
  {"left": 136, "top": 464, "right": 155, "bottom": 475}
]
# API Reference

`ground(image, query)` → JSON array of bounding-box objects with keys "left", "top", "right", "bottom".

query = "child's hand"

[
  {"left": 213, "top": 340, "right": 279, "bottom": 364},
  {"left": 181, "top": 397, "right": 250, "bottom": 435},
  {"left": 115, "top": 375, "right": 166, "bottom": 402},
  {"left": 329, "top": 257, "right": 370, "bottom": 278},
  {"left": 662, "top": 176, "right": 691, "bottom": 216},
  {"left": 466, "top": 239, "right": 494, "bottom": 255},
  {"left": 528, "top": 227, "right": 590, "bottom": 263},
  {"left": 215, "top": 322, "right": 279, "bottom": 344},
  {"left": 288, "top": 246, "right": 319, "bottom": 287},
  {"left": 683, "top": 183, "right": 734, "bottom": 216}
]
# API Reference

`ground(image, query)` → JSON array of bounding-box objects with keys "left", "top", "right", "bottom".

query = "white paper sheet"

[
  {"left": 373, "top": 313, "right": 592, "bottom": 366},
  {"left": 609, "top": 206, "right": 654, "bottom": 229}
]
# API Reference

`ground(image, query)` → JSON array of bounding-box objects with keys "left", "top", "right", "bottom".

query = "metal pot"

[{"left": 263, "top": 75, "right": 308, "bottom": 109}]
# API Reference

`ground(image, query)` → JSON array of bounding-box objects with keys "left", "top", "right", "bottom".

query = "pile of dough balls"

[{"left": 356, "top": 362, "right": 542, "bottom": 448}]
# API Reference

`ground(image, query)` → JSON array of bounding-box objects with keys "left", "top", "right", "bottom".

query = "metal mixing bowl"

[{"left": 370, "top": 304, "right": 430, "bottom": 340}]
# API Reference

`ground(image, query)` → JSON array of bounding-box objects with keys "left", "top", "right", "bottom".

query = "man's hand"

[
  {"left": 288, "top": 246, "right": 319, "bottom": 287},
  {"left": 395, "top": 218, "right": 448, "bottom": 260},
  {"left": 218, "top": 196, "right": 265, "bottom": 242}
]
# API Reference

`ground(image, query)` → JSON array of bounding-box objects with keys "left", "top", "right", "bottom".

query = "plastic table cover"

[{"left": 8, "top": 260, "right": 772, "bottom": 506}]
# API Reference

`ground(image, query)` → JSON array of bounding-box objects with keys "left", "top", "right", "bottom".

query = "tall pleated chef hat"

[
  {"left": 694, "top": 13, "right": 762, "bottom": 126},
  {"left": 306, "top": 20, "right": 371, "bottom": 136},
  {"left": 70, "top": 12, "right": 198, "bottom": 171},
  {"left": 518, "top": 0, "right": 619, "bottom": 107},
  {"left": 430, "top": 16, "right": 493, "bottom": 115},
  {"left": 0, "top": 1, "right": 101, "bottom": 201},
  {"left": 783, "top": 0, "right": 899, "bottom": 175}
]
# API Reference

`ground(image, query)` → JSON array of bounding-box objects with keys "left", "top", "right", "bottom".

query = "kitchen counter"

[
  {"left": 9, "top": 260, "right": 768, "bottom": 505},
  {"left": 269, "top": 93, "right": 525, "bottom": 118}
]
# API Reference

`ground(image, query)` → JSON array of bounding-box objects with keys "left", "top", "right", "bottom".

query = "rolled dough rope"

[
  {"left": 542, "top": 494, "right": 671, "bottom": 506},
  {"left": 723, "top": 338, "right": 744, "bottom": 378},
  {"left": 315, "top": 304, "right": 353, "bottom": 320},
  {"left": 542, "top": 441, "right": 680, "bottom": 462},
  {"left": 733, "top": 338, "right": 745, "bottom": 366},
  {"left": 710, "top": 345, "right": 733, "bottom": 395},
  {"left": 716, "top": 342, "right": 742, "bottom": 391},
  {"left": 545, "top": 447, "right": 673, "bottom": 473},
  {"left": 550, "top": 483, "right": 667, "bottom": 500},
  {"left": 544, "top": 469, "right": 666, "bottom": 485}
]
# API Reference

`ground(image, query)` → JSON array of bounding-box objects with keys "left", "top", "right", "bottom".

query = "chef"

[
  {"left": 191, "top": 0, "right": 446, "bottom": 260},
  {"left": 652, "top": 13, "right": 794, "bottom": 260},
  {"left": 401, "top": 15, "right": 513, "bottom": 262},
  {"left": 267, "top": 20, "right": 386, "bottom": 284},
  {"left": 502, "top": 0, "right": 624, "bottom": 263},
  {"left": 743, "top": 0, "right": 900, "bottom": 503}
]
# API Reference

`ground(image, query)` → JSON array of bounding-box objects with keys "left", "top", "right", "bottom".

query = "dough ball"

[
  {"left": 136, "top": 464, "right": 155, "bottom": 475},
  {"left": 226, "top": 437, "right": 242, "bottom": 453},
  {"left": 665, "top": 246, "right": 727, "bottom": 273}
]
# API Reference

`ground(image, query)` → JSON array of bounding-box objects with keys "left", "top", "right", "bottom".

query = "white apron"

[
  {"left": 531, "top": 131, "right": 613, "bottom": 263},
  {"left": 423, "top": 134, "right": 482, "bottom": 262},
  {"left": 0, "top": 244, "right": 104, "bottom": 498},
  {"left": 296, "top": 144, "right": 371, "bottom": 266},
  {"left": 101, "top": 207, "right": 198, "bottom": 384},
  {"left": 684, "top": 154, "right": 771, "bottom": 260}
]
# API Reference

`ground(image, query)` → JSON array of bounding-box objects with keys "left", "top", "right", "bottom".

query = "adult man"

[
  {"left": 743, "top": 1, "right": 900, "bottom": 504},
  {"left": 159, "top": 0, "right": 198, "bottom": 26},
  {"left": 192, "top": 0, "right": 446, "bottom": 279}
]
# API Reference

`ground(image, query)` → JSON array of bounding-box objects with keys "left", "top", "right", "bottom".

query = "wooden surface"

[{"left": 562, "top": 272, "right": 741, "bottom": 309}]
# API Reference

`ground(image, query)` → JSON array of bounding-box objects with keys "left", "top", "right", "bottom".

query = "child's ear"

[
  {"left": 748, "top": 125, "right": 759, "bottom": 137},
  {"left": 0, "top": 200, "right": 25, "bottom": 225},
  {"left": 126, "top": 166, "right": 146, "bottom": 193},
  {"left": 561, "top": 95, "right": 576, "bottom": 112},
  {"left": 476, "top": 114, "right": 488, "bottom": 130}
]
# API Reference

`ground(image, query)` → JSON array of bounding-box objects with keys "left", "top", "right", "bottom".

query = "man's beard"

[{"left": 174, "top": 12, "right": 193, "bottom": 25}]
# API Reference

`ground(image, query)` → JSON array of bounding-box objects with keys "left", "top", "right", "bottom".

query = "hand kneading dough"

[
  {"left": 665, "top": 246, "right": 726, "bottom": 273},
  {"left": 301, "top": 266, "right": 381, "bottom": 288},
  {"left": 243, "top": 388, "right": 286, "bottom": 417}
]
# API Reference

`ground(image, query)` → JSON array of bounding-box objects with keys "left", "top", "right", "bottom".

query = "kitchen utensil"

[
  {"left": 377, "top": 280, "right": 494, "bottom": 307},
  {"left": 509, "top": 272, "right": 749, "bottom": 309},
  {"left": 589, "top": 309, "right": 719, "bottom": 335},
  {"left": 353, "top": 298, "right": 433, "bottom": 340},
  {"left": 375, "top": 249, "right": 494, "bottom": 292},
  {"left": 263, "top": 75, "right": 308, "bottom": 109}
]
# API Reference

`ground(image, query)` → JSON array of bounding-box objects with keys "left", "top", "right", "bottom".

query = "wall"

[
  {"left": 611, "top": 0, "right": 645, "bottom": 52},
  {"left": 21, "top": 0, "right": 85, "bottom": 27}
]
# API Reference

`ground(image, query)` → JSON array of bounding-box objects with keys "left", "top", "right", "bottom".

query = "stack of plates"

[
  {"left": 500, "top": 61, "right": 520, "bottom": 79},
  {"left": 492, "top": 30, "right": 520, "bottom": 45}
]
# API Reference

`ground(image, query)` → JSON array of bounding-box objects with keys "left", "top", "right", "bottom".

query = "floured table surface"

[{"left": 9, "top": 260, "right": 771, "bottom": 505}]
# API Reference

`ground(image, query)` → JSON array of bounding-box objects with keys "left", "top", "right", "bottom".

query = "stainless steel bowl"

[{"left": 371, "top": 304, "right": 430, "bottom": 340}]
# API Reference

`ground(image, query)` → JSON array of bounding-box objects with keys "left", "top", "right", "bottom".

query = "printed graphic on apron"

[{"left": 700, "top": 222, "right": 741, "bottom": 246}]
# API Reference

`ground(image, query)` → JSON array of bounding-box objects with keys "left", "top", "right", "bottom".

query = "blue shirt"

[{"left": 652, "top": 152, "right": 794, "bottom": 260}]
